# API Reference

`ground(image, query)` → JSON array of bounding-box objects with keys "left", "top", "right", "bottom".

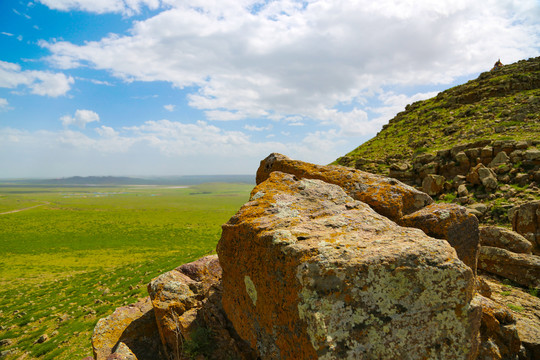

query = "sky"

[{"left": 1, "top": 0, "right": 539, "bottom": 178}]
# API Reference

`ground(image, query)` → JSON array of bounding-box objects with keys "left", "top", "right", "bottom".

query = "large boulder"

[
  {"left": 479, "top": 226, "right": 533, "bottom": 254},
  {"left": 400, "top": 203, "right": 479, "bottom": 272},
  {"left": 256, "top": 153, "right": 433, "bottom": 221},
  {"left": 218, "top": 171, "right": 481, "bottom": 359},
  {"left": 510, "top": 201, "right": 540, "bottom": 250},
  {"left": 91, "top": 297, "right": 163, "bottom": 360},
  {"left": 478, "top": 247, "right": 540, "bottom": 288}
]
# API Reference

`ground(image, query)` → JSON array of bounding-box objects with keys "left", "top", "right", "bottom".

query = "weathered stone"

[
  {"left": 467, "top": 203, "right": 488, "bottom": 216},
  {"left": 256, "top": 153, "right": 433, "bottom": 222},
  {"left": 455, "top": 151, "right": 469, "bottom": 164},
  {"left": 478, "top": 246, "right": 540, "bottom": 288},
  {"left": 479, "top": 226, "right": 533, "bottom": 254},
  {"left": 218, "top": 171, "right": 481, "bottom": 359},
  {"left": 476, "top": 295, "right": 521, "bottom": 360},
  {"left": 514, "top": 173, "right": 529, "bottom": 187},
  {"left": 147, "top": 255, "right": 256, "bottom": 360},
  {"left": 422, "top": 174, "right": 446, "bottom": 196},
  {"left": 489, "top": 151, "right": 510, "bottom": 168},
  {"left": 400, "top": 203, "right": 479, "bottom": 272},
  {"left": 92, "top": 297, "right": 162, "bottom": 360},
  {"left": 478, "top": 166, "right": 498, "bottom": 190},
  {"left": 458, "top": 184, "right": 469, "bottom": 197},
  {"left": 524, "top": 149, "right": 540, "bottom": 161},
  {"left": 510, "top": 201, "right": 540, "bottom": 248}
]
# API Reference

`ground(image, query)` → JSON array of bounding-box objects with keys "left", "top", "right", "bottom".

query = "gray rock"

[{"left": 479, "top": 226, "right": 533, "bottom": 254}]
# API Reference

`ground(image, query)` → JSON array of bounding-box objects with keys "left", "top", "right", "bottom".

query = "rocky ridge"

[
  {"left": 90, "top": 154, "right": 539, "bottom": 360},
  {"left": 335, "top": 57, "right": 540, "bottom": 226}
]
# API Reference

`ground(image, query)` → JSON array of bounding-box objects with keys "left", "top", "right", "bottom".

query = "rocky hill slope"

[
  {"left": 335, "top": 57, "right": 540, "bottom": 226},
  {"left": 88, "top": 154, "right": 539, "bottom": 360}
]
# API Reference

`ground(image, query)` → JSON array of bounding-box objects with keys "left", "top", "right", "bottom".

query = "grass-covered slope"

[{"left": 336, "top": 57, "right": 540, "bottom": 173}]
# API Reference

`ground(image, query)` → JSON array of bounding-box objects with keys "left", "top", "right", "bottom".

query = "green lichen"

[{"left": 244, "top": 276, "right": 257, "bottom": 306}]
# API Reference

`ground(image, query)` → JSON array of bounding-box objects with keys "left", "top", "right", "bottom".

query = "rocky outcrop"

[
  {"left": 478, "top": 247, "right": 540, "bottom": 288},
  {"left": 91, "top": 154, "right": 540, "bottom": 360},
  {"left": 91, "top": 297, "right": 163, "bottom": 360},
  {"left": 218, "top": 170, "right": 481, "bottom": 359}
]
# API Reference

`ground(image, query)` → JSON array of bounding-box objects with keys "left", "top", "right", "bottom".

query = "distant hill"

[
  {"left": 0, "top": 175, "right": 255, "bottom": 186},
  {"left": 335, "top": 57, "right": 540, "bottom": 226}
]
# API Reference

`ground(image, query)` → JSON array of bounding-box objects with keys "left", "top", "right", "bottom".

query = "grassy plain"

[{"left": 0, "top": 183, "right": 253, "bottom": 359}]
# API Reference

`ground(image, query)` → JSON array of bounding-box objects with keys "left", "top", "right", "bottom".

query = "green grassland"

[{"left": 0, "top": 183, "right": 253, "bottom": 359}]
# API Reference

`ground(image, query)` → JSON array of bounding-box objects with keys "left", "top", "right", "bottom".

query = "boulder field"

[{"left": 90, "top": 154, "right": 539, "bottom": 360}]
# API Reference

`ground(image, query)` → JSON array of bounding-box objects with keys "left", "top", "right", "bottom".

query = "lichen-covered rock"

[
  {"left": 256, "top": 153, "right": 433, "bottom": 221},
  {"left": 509, "top": 201, "right": 540, "bottom": 250},
  {"left": 399, "top": 203, "right": 479, "bottom": 272},
  {"left": 147, "top": 255, "right": 256, "bottom": 360},
  {"left": 92, "top": 297, "right": 163, "bottom": 360},
  {"left": 476, "top": 296, "right": 521, "bottom": 360},
  {"left": 479, "top": 226, "right": 533, "bottom": 254},
  {"left": 478, "top": 247, "right": 540, "bottom": 288},
  {"left": 422, "top": 174, "right": 446, "bottom": 195},
  {"left": 218, "top": 171, "right": 481, "bottom": 359}
]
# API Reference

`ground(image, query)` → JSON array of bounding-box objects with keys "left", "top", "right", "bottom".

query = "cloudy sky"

[{"left": 1, "top": 0, "right": 539, "bottom": 178}]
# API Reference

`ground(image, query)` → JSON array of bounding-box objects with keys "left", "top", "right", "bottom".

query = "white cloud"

[
  {"left": 0, "top": 118, "right": 349, "bottom": 177},
  {"left": 0, "top": 98, "right": 8, "bottom": 110},
  {"left": 163, "top": 104, "right": 175, "bottom": 112},
  {"left": 0, "top": 60, "right": 74, "bottom": 97},
  {"left": 1, "top": 32, "right": 14, "bottom": 37},
  {"left": 244, "top": 124, "right": 272, "bottom": 131},
  {"left": 42, "top": 0, "right": 539, "bottom": 135},
  {"left": 61, "top": 109, "right": 100, "bottom": 128},
  {"left": 37, "top": 0, "right": 161, "bottom": 15}
]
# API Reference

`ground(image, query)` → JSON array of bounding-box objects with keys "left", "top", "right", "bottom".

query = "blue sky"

[{"left": 1, "top": 0, "right": 539, "bottom": 178}]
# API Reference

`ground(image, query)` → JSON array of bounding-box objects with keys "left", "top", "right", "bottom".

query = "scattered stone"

[
  {"left": 489, "top": 151, "right": 510, "bottom": 168},
  {"left": 457, "top": 184, "right": 469, "bottom": 197},
  {"left": 480, "top": 226, "right": 533, "bottom": 254},
  {"left": 422, "top": 174, "right": 446, "bottom": 196},
  {"left": 0, "top": 339, "right": 13, "bottom": 347},
  {"left": 35, "top": 334, "right": 48, "bottom": 344},
  {"left": 478, "top": 246, "right": 540, "bottom": 288},
  {"left": 218, "top": 171, "right": 481, "bottom": 359}
]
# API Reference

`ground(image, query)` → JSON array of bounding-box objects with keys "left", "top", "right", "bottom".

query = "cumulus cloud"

[
  {"left": 0, "top": 60, "right": 74, "bottom": 97},
  {"left": 42, "top": 0, "right": 539, "bottom": 133},
  {"left": 163, "top": 104, "right": 175, "bottom": 112},
  {"left": 0, "top": 98, "right": 8, "bottom": 110},
  {"left": 61, "top": 109, "right": 100, "bottom": 128},
  {"left": 37, "top": 0, "right": 160, "bottom": 15}
]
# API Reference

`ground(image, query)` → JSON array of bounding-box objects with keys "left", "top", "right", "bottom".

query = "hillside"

[{"left": 335, "top": 57, "right": 540, "bottom": 225}]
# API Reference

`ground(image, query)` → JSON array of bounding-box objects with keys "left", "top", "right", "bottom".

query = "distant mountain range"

[{"left": 0, "top": 175, "right": 255, "bottom": 186}]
